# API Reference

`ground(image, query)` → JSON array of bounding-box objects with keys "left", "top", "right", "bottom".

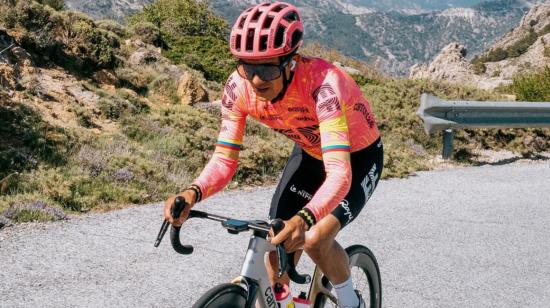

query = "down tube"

[{"left": 240, "top": 235, "right": 277, "bottom": 308}]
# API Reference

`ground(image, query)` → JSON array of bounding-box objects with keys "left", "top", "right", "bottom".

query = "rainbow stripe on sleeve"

[
  {"left": 321, "top": 144, "right": 351, "bottom": 153},
  {"left": 216, "top": 138, "right": 243, "bottom": 151}
]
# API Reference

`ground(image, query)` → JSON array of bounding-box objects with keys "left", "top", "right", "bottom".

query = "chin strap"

[{"left": 272, "top": 57, "right": 297, "bottom": 103}]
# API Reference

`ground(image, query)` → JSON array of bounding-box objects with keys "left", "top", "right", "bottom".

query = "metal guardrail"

[{"left": 416, "top": 93, "right": 550, "bottom": 159}]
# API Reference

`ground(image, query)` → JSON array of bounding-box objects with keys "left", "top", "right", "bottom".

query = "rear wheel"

[
  {"left": 313, "top": 245, "right": 382, "bottom": 308},
  {"left": 192, "top": 283, "right": 247, "bottom": 308}
]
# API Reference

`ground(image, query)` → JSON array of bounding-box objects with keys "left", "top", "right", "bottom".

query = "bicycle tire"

[
  {"left": 192, "top": 283, "right": 248, "bottom": 308},
  {"left": 313, "top": 245, "right": 382, "bottom": 308}
]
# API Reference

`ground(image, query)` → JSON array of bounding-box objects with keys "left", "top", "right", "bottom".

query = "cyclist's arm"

[
  {"left": 191, "top": 75, "right": 247, "bottom": 201},
  {"left": 303, "top": 70, "right": 353, "bottom": 224}
]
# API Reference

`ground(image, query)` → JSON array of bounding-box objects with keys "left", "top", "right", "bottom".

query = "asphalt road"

[{"left": 1, "top": 160, "right": 549, "bottom": 307}]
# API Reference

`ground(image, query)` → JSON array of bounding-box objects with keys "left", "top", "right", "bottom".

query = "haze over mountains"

[{"left": 64, "top": 0, "right": 548, "bottom": 75}]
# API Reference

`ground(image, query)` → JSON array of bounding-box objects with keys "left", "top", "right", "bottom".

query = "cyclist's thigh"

[
  {"left": 331, "top": 138, "right": 384, "bottom": 229},
  {"left": 269, "top": 144, "right": 325, "bottom": 221}
]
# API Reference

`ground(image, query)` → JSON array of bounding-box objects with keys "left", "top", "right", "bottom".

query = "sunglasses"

[{"left": 236, "top": 57, "right": 292, "bottom": 81}]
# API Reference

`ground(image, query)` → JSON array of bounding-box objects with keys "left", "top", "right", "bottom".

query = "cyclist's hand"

[
  {"left": 163, "top": 190, "right": 196, "bottom": 227},
  {"left": 271, "top": 216, "right": 308, "bottom": 252}
]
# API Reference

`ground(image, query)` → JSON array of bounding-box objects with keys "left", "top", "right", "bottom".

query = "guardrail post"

[{"left": 442, "top": 129, "right": 454, "bottom": 159}]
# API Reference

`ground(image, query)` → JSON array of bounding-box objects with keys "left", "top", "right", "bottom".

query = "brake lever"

[
  {"left": 154, "top": 196, "right": 193, "bottom": 254},
  {"left": 287, "top": 252, "right": 311, "bottom": 284},
  {"left": 271, "top": 219, "right": 288, "bottom": 278}
]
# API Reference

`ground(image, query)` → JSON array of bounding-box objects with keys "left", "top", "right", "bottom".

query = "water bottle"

[
  {"left": 292, "top": 291, "right": 311, "bottom": 308},
  {"left": 274, "top": 283, "right": 294, "bottom": 308}
]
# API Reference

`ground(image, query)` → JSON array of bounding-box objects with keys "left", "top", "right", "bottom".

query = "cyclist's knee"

[
  {"left": 304, "top": 229, "right": 332, "bottom": 258},
  {"left": 304, "top": 216, "right": 340, "bottom": 258}
]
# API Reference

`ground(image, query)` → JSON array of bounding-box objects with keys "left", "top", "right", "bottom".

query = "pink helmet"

[{"left": 230, "top": 2, "right": 304, "bottom": 60}]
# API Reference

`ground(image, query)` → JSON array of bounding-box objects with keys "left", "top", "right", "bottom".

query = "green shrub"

[
  {"left": 8, "top": 1, "right": 118, "bottom": 74},
  {"left": 36, "top": 0, "right": 64, "bottom": 11},
  {"left": 128, "top": 21, "right": 160, "bottom": 45},
  {"left": 471, "top": 56, "right": 487, "bottom": 74},
  {"left": 511, "top": 66, "right": 550, "bottom": 102},
  {"left": 127, "top": 0, "right": 233, "bottom": 82},
  {"left": 127, "top": 0, "right": 228, "bottom": 40},
  {"left": 95, "top": 19, "right": 126, "bottom": 37},
  {"left": 0, "top": 101, "right": 74, "bottom": 179},
  {"left": 75, "top": 107, "right": 97, "bottom": 128},
  {"left": 163, "top": 35, "right": 234, "bottom": 82}
]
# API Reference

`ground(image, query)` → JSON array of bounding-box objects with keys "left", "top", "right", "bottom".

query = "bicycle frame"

[
  {"left": 236, "top": 233, "right": 278, "bottom": 308},
  {"left": 233, "top": 232, "right": 337, "bottom": 308}
]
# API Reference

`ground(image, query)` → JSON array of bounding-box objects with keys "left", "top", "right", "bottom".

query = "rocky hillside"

[{"left": 410, "top": 2, "right": 550, "bottom": 89}]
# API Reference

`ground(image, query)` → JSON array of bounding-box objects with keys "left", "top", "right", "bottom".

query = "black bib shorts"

[{"left": 269, "top": 137, "right": 384, "bottom": 229}]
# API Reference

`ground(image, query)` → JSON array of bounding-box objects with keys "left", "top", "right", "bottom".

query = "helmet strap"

[{"left": 272, "top": 54, "right": 297, "bottom": 103}]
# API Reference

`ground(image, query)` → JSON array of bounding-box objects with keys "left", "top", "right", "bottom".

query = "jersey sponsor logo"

[
  {"left": 361, "top": 163, "right": 379, "bottom": 202},
  {"left": 290, "top": 185, "right": 313, "bottom": 201},
  {"left": 297, "top": 125, "right": 320, "bottom": 145},
  {"left": 295, "top": 116, "right": 316, "bottom": 122},
  {"left": 260, "top": 115, "right": 281, "bottom": 121},
  {"left": 339, "top": 199, "right": 354, "bottom": 224},
  {"left": 288, "top": 106, "right": 309, "bottom": 113},
  {"left": 353, "top": 103, "right": 376, "bottom": 128}
]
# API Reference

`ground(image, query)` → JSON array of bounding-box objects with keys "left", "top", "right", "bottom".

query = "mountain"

[
  {"left": 410, "top": 3, "right": 550, "bottom": 89},
  {"left": 64, "top": 0, "right": 545, "bottom": 75},
  {"left": 209, "top": 0, "right": 545, "bottom": 75}
]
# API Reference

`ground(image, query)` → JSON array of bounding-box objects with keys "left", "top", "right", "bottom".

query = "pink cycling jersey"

[{"left": 193, "top": 56, "right": 380, "bottom": 222}]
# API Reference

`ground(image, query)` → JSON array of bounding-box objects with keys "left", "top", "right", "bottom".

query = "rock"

[
  {"left": 410, "top": 42, "right": 479, "bottom": 86},
  {"left": 10, "top": 47, "right": 33, "bottom": 67},
  {"left": 128, "top": 47, "right": 164, "bottom": 67},
  {"left": 409, "top": 3, "right": 550, "bottom": 90},
  {"left": 333, "top": 61, "right": 362, "bottom": 75},
  {"left": 92, "top": 69, "right": 119, "bottom": 86},
  {"left": 0, "top": 216, "right": 11, "bottom": 229},
  {"left": 176, "top": 71, "right": 209, "bottom": 105},
  {"left": 489, "top": 3, "right": 550, "bottom": 52}
]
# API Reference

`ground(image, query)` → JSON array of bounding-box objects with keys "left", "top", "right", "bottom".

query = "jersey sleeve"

[
  {"left": 192, "top": 73, "right": 247, "bottom": 200},
  {"left": 304, "top": 69, "right": 353, "bottom": 222}
]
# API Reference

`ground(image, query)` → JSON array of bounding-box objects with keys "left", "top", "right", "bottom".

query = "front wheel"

[
  {"left": 313, "top": 245, "right": 382, "bottom": 308},
  {"left": 192, "top": 283, "right": 247, "bottom": 308}
]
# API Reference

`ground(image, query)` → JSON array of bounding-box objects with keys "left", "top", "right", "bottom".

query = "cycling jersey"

[{"left": 193, "top": 55, "right": 380, "bottom": 223}]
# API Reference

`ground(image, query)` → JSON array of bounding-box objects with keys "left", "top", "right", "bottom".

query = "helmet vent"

[
  {"left": 263, "top": 16, "right": 274, "bottom": 29},
  {"left": 291, "top": 30, "right": 302, "bottom": 49},
  {"left": 283, "top": 12, "right": 299, "bottom": 22},
  {"left": 235, "top": 35, "right": 242, "bottom": 51},
  {"left": 272, "top": 5, "right": 285, "bottom": 13},
  {"left": 238, "top": 16, "right": 246, "bottom": 29},
  {"left": 275, "top": 26, "right": 286, "bottom": 48},
  {"left": 251, "top": 11, "right": 262, "bottom": 22},
  {"left": 260, "top": 35, "right": 268, "bottom": 52},
  {"left": 246, "top": 29, "right": 255, "bottom": 51}
]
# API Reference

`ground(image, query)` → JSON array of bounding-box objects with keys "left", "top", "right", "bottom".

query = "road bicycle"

[{"left": 155, "top": 197, "right": 382, "bottom": 307}]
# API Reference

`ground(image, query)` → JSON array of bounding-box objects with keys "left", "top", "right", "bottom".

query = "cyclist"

[{"left": 164, "top": 2, "right": 383, "bottom": 307}]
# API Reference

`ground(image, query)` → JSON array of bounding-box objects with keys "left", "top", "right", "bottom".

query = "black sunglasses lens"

[{"left": 238, "top": 63, "right": 282, "bottom": 81}]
